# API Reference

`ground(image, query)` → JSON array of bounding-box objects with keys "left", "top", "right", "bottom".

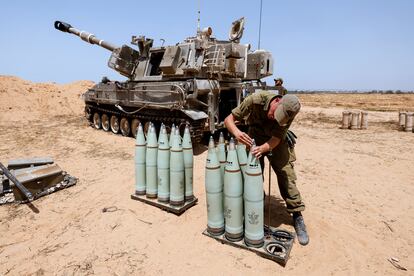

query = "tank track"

[{"left": 86, "top": 103, "right": 206, "bottom": 143}]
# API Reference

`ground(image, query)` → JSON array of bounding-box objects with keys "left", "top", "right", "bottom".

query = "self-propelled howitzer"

[{"left": 54, "top": 18, "right": 273, "bottom": 142}]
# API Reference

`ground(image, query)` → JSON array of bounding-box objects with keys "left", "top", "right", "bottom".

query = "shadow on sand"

[{"left": 263, "top": 195, "right": 292, "bottom": 228}]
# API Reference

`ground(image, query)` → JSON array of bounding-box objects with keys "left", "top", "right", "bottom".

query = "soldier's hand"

[
  {"left": 251, "top": 145, "right": 266, "bottom": 159},
  {"left": 235, "top": 131, "right": 252, "bottom": 147}
]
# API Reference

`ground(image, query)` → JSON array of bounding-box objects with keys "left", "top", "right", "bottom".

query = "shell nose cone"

[
  {"left": 182, "top": 124, "right": 192, "bottom": 148},
  {"left": 169, "top": 124, "right": 176, "bottom": 147},
  {"left": 158, "top": 124, "right": 169, "bottom": 148},
  {"left": 225, "top": 142, "right": 240, "bottom": 171},
  {"left": 206, "top": 136, "right": 220, "bottom": 168},
  {"left": 146, "top": 122, "right": 158, "bottom": 146},
  {"left": 219, "top": 132, "right": 225, "bottom": 144},
  {"left": 159, "top": 123, "right": 167, "bottom": 136},
  {"left": 248, "top": 139, "right": 256, "bottom": 158},
  {"left": 171, "top": 129, "right": 182, "bottom": 150},
  {"left": 136, "top": 123, "right": 146, "bottom": 145},
  {"left": 228, "top": 137, "right": 235, "bottom": 151},
  {"left": 208, "top": 136, "right": 215, "bottom": 150},
  {"left": 251, "top": 138, "right": 256, "bottom": 147},
  {"left": 183, "top": 125, "right": 190, "bottom": 136},
  {"left": 249, "top": 139, "right": 257, "bottom": 152},
  {"left": 137, "top": 123, "right": 144, "bottom": 136},
  {"left": 184, "top": 124, "right": 190, "bottom": 134}
]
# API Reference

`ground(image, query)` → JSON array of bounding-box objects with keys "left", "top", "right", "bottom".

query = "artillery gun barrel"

[
  {"left": 0, "top": 162, "right": 34, "bottom": 201},
  {"left": 54, "top": 20, "right": 118, "bottom": 51}
]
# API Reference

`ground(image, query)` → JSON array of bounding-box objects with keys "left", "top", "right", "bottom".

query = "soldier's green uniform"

[
  {"left": 231, "top": 91, "right": 305, "bottom": 213},
  {"left": 275, "top": 85, "right": 288, "bottom": 96},
  {"left": 274, "top": 78, "right": 288, "bottom": 96}
]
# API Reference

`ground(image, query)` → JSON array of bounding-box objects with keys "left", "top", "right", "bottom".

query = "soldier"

[
  {"left": 274, "top": 77, "right": 288, "bottom": 96},
  {"left": 224, "top": 92, "right": 309, "bottom": 245}
]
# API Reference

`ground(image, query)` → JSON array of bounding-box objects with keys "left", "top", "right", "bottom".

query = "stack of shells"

[
  {"left": 398, "top": 111, "right": 414, "bottom": 132},
  {"left": 134, "top": 123, "right": 194, "bottom": 206},
  {"left": 205, "top": 132, "right": 265, "bottom": 248},
  {"left": 341, "top": 110, "right": 368, "bottom": 130}
]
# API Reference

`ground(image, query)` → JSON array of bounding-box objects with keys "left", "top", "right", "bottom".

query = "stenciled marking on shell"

[{"left": 248, "top": 211, "right": 259, "bottom": 225}]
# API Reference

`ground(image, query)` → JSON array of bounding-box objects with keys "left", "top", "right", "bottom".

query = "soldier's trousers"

[{"left": 250, "top": 130, "right": 305, "bottom": 213}]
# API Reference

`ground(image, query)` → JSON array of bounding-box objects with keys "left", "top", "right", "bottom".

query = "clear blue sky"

[{"left": 0, "top": 0, "right": 413, "bottom": 90}]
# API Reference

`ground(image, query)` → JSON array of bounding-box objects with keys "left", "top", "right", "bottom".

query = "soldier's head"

[
  {"left": 268, "top": 95, "right": 301, "bottom": 126},
  {"left": 274, "top": 78, "right": 283, "bottom": 86}
]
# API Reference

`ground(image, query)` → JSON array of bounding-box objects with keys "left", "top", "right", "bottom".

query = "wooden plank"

[{"left": 130, "top": 194, "right": 198, "bottom": 215}]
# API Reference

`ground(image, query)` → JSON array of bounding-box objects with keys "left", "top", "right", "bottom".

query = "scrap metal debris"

[
  {"left": 102, "top": 206, "right": 119, "bottom": 213},
  {"left": 0, "top": 157, "right": 77, "bottom": 205}
]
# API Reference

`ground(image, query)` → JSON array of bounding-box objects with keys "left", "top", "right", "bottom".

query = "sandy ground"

[{"left": 0, "top": 75, "right": 413, "bottom": 275}]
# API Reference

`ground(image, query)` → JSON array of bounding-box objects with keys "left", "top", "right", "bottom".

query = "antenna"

[
  {"left": 197, "top": 0, "right": 201, "bottom": 34},
  {"left": 258, "top": 0, "right": 263, "bottom": 49}
]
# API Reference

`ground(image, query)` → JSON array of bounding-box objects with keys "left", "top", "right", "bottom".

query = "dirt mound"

[{"left": 0, "top": 75, "right": 94, "bottom": 122}]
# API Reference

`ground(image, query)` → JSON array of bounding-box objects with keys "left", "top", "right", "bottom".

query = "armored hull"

[
  {"left": 55, "top": 18, "right": 274, "bottom": 142},
  {"left": 84, "top": 79, "right": 224, "bottom": 142}
]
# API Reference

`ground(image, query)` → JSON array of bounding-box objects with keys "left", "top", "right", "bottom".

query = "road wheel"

[
  {"left": 85, "top": 107, "right": 92, "bottom": 120},
  {"left": 110, "top": 115, "right": 120, "bottom": 134},
  {"left": 131, "top": 119, "right": 141, "bottom": 138},
  {"left": 93, "top": 112, "right": 101, "bottom": 129},
  {"left": 120, "top": 117, "right": 131, "bottom": 137},
  {"left": 101, "top": 114, "right": 110, "bottom": 131}
]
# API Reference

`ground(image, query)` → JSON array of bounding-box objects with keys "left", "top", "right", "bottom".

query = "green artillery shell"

[
  {"left": 135, "top": 123, "right": 146, "bottom": 195},
  {"left": 217, "top": 132, "right": 226, "bottom": 180},
  {"left": 205, "top": 136, "right": 224, "bottom": 235},
  {"left": 169, "top": 128, "right": 185, "bottom": 206},
  {"left": 236, "top": 142, "right": 248, "bottom": 180},
  {"left": 146, "top": 123, "right": 158, "bottom": 198},
  {"left": 224, "top": 138, "right": 244, "bottom": 241},
  {"left": 182, "top": 124, "right": 194, "bottom": 201},
  {"left": 244, "top": 140, "right": 264, "bottom": 247},
  {"left": 157, "top": 124, "right": 170, "bottom": 202},
  {"left": 169, "top": 124, "right": 176, "bottom": 148}
]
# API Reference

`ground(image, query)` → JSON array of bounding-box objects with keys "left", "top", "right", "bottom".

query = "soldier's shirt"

[
  {"left": 275, "top": 85, "right": 288, "bottom": 96},
  {"left": 231, "top": 91, "right": 290, "bottom": 140}
]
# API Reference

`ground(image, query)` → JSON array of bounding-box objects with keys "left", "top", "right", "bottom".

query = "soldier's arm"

[
  {"left": 224, "top": 96, "right": 254, "bottom": 146},
  {"left": 251, "top": 136, "right": 281, "bottom": 159},
  {"left": 224, "top": 114, "right": 252, "bottom": 146},
  {"left": 252, "top": 120, "right": 289, "bottom": 158}
]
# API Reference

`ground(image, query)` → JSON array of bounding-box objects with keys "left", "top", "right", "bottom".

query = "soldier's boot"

[{"left": 293, "top": 212, "right": 309, "bottom": 246}]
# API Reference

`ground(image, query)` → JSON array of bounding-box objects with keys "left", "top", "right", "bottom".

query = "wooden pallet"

[
  {"left": 202, "top": 225, "right": 294, "bottom": 266},
  {"left": 130, "top": 194, "right": 198, "bottom": 215}
]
